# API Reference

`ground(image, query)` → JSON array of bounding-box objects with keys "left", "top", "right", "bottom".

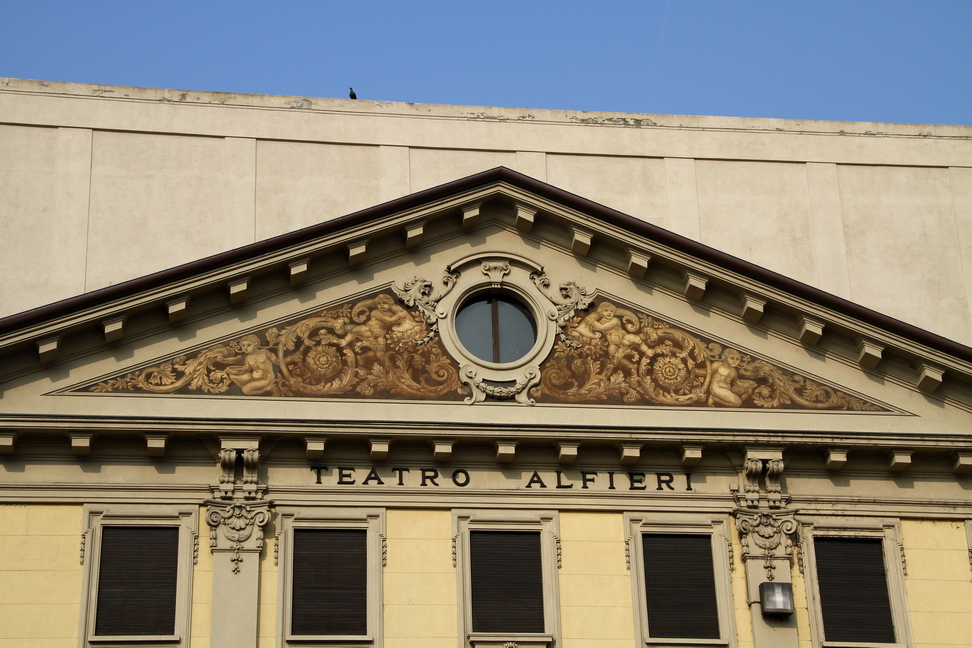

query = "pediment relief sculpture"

[{"left": 79, "top": 254, "right": 886, "bottom": 411}]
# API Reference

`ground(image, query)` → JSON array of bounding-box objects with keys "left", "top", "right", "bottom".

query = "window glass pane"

[
  {"left": 291, "top": 529, "right": 368, "bottom": 636},
  {"left": 456, "top": 294, "right": 536, "bottom": 364},
  {"left": 470, "top": 530, "right": 544, "bottom": 633},
  {"left": 814, "top": 537, "right": 896, "bottom": 643},
  {"left": 95, "top": 526, "right": 179, "bottom": 636},
  {"left": 642, "top": 533, "right": 720, "bottom": 639}
]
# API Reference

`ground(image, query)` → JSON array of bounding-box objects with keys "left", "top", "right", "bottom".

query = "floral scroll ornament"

[
  {"left": 735, "top": 511, "right": 798, "bottom": 581},
  {"left": 206, "top": 501, "right": 272, "bottom": 574}
]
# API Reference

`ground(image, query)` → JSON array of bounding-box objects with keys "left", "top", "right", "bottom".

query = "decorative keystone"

[
  {"left": 825, "top": 448, "right": 848, "bottom": 471},
  {"left": 37, "top": 336, "right": 60, "bottom": 364},
  {"left": 495, "top": 440, "right": 517, "bottom": 463},
  {"left": 289, "top": 258, "right": 309, "bottom": 286},
  {"left": 856, "top": 339, "right": 883, "bottom": 369},
  {"left": 798, "top": 316, "right": 824, "bottom": 345},
  {"left": 570, "top": 227, "right": 592, "bottom": 256},
  {"left": 683, "top": 271, "right": 707, "bottom": 301},
  {"left": 304, "top": 435, "right": 327, "bottom": 460},
  {"left": 103, "top": 316, "right": 125, "bottom": 344},
  {"left": 347, "top": 240, "right": 368, "bottom": 267},
  {"left": 432, "top": 438, "right": 454, "bottom": 462},
  {"left": 916, "top": 363, "right": 943, "bottom": 392},
  {"left": 626, "top": 251, "right": 650, "bottom": 279},
  {"left": 681, "top": 445, "right": 703, "bottom": 467},
  {"left": 228, "top": 277, "right": 249, "bottom": 305},
  {"left": 741, "top": 294, "right": 766, "bottom": 324},
  {"left": 558, "top": 441, "right": 580, "bottom": 465},
  {"left": 461, "top": 202, "right": 482, "bottom": 230},
  {"left": 515, "top": 203, "right": 537, "bottom": 232},
  {"left": 405, "top": 221, "right": 424, "bottom": 249},
  {"left": 370, "top": 437, "right": 391, "bottom": 461},
  {"left": 70, "top": 432, "right": 93, "bottom": 456},
  {"left": 888, "top": 449, "right": 912, "bottom": 472},
  {"left": 619, "top": 442, "right": 642, "bottom": 465},
  {"left": 143, "top": 433, "right": 167, "bottom": 457},
  {"left": 167, "top": 297, "right": 188, "bottom": 324},
  {"left": 951, "top": 451, "right": 972, "bottom": 474}
]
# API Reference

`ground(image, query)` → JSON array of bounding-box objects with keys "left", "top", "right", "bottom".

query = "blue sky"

[{"left": 2, "top": 1, "right": 970, "bottom": 125}]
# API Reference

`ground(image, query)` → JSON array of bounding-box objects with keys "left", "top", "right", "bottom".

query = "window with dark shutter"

[
  {"left": 469, "top": 530, "right": 545, "bottom": 633},
  {"left": 814, "top": 537, "right": 896, "bottom": 643},
  {"left": 642, "top": 533, "right": 720, "bottom": 639},
  {"left": 94, "top": 526, "right": 179, "bottom": 636},
  {"left": 291, "top": 528, "right": 368, "bottom": 636}
]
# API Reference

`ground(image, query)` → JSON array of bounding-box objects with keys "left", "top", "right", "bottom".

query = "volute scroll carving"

[
  {"left": 206, "top": 500, "right": 272, "bottom": 575},
  {"left": 735, "top": 510, "right": 798, "bottom": 581}
]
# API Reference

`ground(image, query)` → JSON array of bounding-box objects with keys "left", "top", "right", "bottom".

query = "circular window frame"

[{"left": 436, "top": 253, "right": 561, "bottom": 387}]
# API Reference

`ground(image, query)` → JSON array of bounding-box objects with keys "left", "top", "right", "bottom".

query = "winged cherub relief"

[{"left": 533, "top": 299, "right": 885, "bottom": 411}]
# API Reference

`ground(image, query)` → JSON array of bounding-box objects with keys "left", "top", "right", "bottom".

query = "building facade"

[{"left": 0, "top": 80, "right": 971, "bottom": 648}]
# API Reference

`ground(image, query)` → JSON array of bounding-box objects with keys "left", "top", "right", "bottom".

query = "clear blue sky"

[{"left": 3, "top": 1, "right": 970, "bottom": 125}]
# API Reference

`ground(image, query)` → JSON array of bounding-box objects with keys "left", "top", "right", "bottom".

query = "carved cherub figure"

[
  {"left": 225, "top": 335, "right": 277, "bottom": 395},
  {"left": 707, "top": 347, "right": 757, "bottom": 407},
  {"left": 574, "top": 302, "right": 653, "bottom": 361},
  {"left": 339, "top": 294, "right": 420, "bottom": 352}
]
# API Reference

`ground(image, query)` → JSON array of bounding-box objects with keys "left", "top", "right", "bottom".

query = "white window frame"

[
  {"left": 453, "top": 509, "right": 561, "bottom": 648},
  {"left": 800, "top": 517, "right": 913, "bottom": 648},
  {"left": 275, "top": 507, "right": 385, "bottom": 648},
  {"left": 625, "top": 513, "right": 736, "bottom": 648},
  {"left": 78, "top": 504, "right": 197, "bottom": 647}
]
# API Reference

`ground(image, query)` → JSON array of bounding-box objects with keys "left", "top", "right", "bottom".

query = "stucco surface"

[{"left": 1, "top": 79, "right": 971, "bottom": 346}]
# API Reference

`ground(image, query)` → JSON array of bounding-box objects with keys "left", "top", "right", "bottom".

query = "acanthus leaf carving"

[
  {"left": 735, "top": 510, "right": 798, "bottom": 581},
  {"left": 205, "top": 500, "right": 272, "bottom": 575}
]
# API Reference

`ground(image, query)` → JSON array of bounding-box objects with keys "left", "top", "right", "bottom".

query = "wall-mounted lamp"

[{"left": 759, "top": 582, "right": 795, "bottom": 616}]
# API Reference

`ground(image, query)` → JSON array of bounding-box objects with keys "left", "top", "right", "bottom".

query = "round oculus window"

[{"left": 454, "top": 293, "right": 537, "bottom": 364}]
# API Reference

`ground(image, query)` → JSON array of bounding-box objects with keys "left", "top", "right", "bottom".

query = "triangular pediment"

[{"left": 1, "top": 168, "right": 970, "bottom": 439}]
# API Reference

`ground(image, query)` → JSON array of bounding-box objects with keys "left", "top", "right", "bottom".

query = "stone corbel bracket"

[
  {"left": 205, "top": 500, "right": 272, "bottom": 574},
  {"left": 740, "top": 447, "right": 786, "bottom": 509},
  {"left": 734, "top": 509, "right": 798, "bottom": 582},
  {"left": 213, "top": 436, "right": 265, "bottom": 500}
]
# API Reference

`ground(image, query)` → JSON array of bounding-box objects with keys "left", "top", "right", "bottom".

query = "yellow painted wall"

[
  {"left": 728, "top": 517, "right": 756, "bottom": 648},
  {"left": 257, "top": 515, "right": 277, "bottom": 648},
  {"left": 901, "top": 519, "right": 972, "bottom": 647},
  {"left": 0, "top": 504, "right": 83, "bottom": 648},
  {"left": 558, "top": 512, "right": 634, "bottom": 648},
  {"left": 383, "top": 509, "right": 458, "bottom": 648},
  {"left": 189, "top": 505, "right": 212, "bottom": 648},
  {"left": 790, "top": 543, "right": 813, "bottom": 648}
]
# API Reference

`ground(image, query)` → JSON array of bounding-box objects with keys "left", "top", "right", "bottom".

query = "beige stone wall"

[
  {"left": 0, "top": 504, "right": 82, "bottom": 648},
  {"left": 901, "top": 519, "right": 972, "bottom": 647},
  {"left": 384, "top": 509, "right": 458, "bottom": 648},
  {"left": 1, "top": 79, "right": 971, "bottom": 344},
  {"left": 558, "top": 512, "right": 634, "bottom": 648}
]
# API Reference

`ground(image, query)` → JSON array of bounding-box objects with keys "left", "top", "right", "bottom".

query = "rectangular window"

[
  {"left": 470, "top": 530, "right": 545, "bottom": 633},
  {"left": 80, "top": 505, "right": 196, "bottom": 647},
  {"left": 455, "top": 510, "right": 560, "bottom": 648},
  {"left": 814, "top": 537, "right": 896, "bottom": 643},
  {"left": 277, "top": 508, "right": 384, "bottom": 647},
  {"left": 802, "top": 518, "right": 911, "bottom": 648},
  {"left": 626, "top": 514, "right": 735, "bottom": 647}
]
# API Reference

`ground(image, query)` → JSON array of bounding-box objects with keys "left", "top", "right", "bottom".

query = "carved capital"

[
  {"left": 735, "top": 509, "right": 798, "bottom": 581},
  {"left": 205, "top": 500, "right": 272, "bottom": 574}
]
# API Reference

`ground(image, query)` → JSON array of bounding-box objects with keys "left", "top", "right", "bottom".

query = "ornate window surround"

[
  {"left": 798, "top": 517, "right": 913, "bottom": 648},
  {"left": 275, "top": 507, "right": 385, "bottom": 648},
  {"left": 453, "top": 509, "right": 562, "bottom": 648},
  {"left": 624, "top": 513, "right": 736, "bottom": 648},
  {"left": 78, "top": 504, "right": 198, "bottom": 647}
]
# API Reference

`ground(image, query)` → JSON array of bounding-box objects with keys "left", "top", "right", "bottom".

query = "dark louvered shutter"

[
  {"left": 470, "top": 530, "right": 545, "bottom": 633},
  {"left": 94, "top": 526, "right": 179, "bottom": 636},
  {"left": 291, "top": 528, "right": 368, "bottom": 636},
  {"left": 814, "top": 537, "right": 896, "bottom": 643},
  {"left": 642, "top": 533, "right": 720, "bottom": 639}
]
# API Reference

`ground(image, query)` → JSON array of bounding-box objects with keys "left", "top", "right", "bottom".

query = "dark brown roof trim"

[{"left": 3, "top": 167, "right": 971, "bottom": 364}]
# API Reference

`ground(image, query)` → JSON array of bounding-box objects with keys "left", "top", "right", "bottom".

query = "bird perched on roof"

[{"left": 349, "top": 87, "right": 357, "bottom": 100}]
